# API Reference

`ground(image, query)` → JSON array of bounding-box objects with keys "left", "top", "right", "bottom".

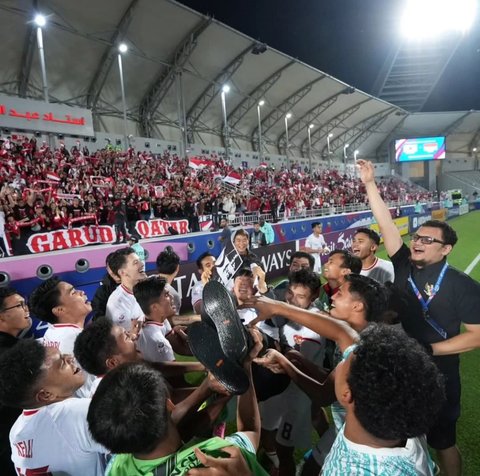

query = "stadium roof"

[{"left": 0, "top": 0, "right": 479, "bottom": 160}]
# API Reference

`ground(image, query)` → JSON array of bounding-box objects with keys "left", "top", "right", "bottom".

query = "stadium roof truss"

[{"left": 0, "top": 0, "right": 478, "bottom": 160}]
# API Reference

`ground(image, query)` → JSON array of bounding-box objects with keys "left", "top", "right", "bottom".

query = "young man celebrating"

[
  {"left": 105, "top": 247, "right": 147, "bottom": 332},
  {"left": 358, "top": 159, "right": 480, "bottom": 476},
  {"left": 0, "top": 340, "right": 108, "bottom": 475},
  {"left": 133, "top": 277, "right": 192, "bottom": 363},
  {"left": 303, "top": 222, "right": 329, "bottom": 273},
  {"left": 351, "top": 227, "right": 394, "bottom": 284},
  {"left": 315, "top": 250, "right": 362, "bottom": 313},
  {"left": 29, "top": 277, "right": 92, "bottom": 354}
]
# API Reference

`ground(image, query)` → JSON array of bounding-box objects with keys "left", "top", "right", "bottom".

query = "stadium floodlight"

[
  {"left": 222, "top": 84, "right": 230, "bottom": 94},
  {"left": 34, "top": 14, "right": 46, "bottom": 27},
  {"left": 286, "top": 112, "right": 292, "bottom": 119},
  {"left": 258, "top": 100, "right": 265, "bottom": 106},
  {"left": 118, "top": 43, "right": 128, "bottom": 53},
  {"left": 309, "top": 124, "right": 314, "bottom": 129},
  {"left": 400, "top": 0, "right": 477, "bottom": 39},
  {"left": 473, "top": 147, "right": 478, "bottom": 152}
]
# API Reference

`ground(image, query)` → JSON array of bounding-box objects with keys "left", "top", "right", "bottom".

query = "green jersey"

[{"left": 106, "top": 432, "right": 268, "bottom": 476}]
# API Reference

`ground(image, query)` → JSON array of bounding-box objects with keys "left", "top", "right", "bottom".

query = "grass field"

[{"left": 377, "top": 211, "right": 480, "bottom": 475}]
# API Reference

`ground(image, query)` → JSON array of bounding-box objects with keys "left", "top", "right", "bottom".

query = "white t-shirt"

[
  {"left": 136, "top": 321, "right": 175, "bottom": 363},
  {"left": 360, "top": 257, "right": 395, "bottom": 284},
  {"left": 105, "top": 285, "right": 144, "bottom": 331},
  {"left": 322, "top": 425, "right": 434, "bottom": 475},
  {"left": 305, "top": 233, "right": 327, "bottom": 273},
  {"left": 10, "top": 398, "right": 108, "bottom": 476}
]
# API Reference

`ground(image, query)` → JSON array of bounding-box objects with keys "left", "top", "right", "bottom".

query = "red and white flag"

[
  {"left": 222, "top": 171, "right": 242, "bottom": 185},
  {"left": 188, "top": 157, "right": 215, "bottom": 170},
  {"left": 46, "top": 171, "right": 60, "bottom": 182},
  {"left": 259, "top": 162, "right": 268, "bottom": 168}
]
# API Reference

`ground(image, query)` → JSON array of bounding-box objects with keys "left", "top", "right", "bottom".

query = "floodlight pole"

[
  {"left": 117, "top": 52, "right": 128, "bottom": 149},
  {"left": 36, "top": 26, "right": 49, "bottom": 103}
]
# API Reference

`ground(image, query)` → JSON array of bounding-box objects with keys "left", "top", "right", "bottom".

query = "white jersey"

[
  {"left": 40, "top": 323, "right": 96, "bottom": 399},
  {"left": 105, "top": 285, "right": 144, "bottom": 331},
  {"left": 136, "top": 320, "right": 175, "bottom": 363},
  {"left": 360, "top": 256, "right": 395, "bottom": 284},
  {"left": 281, "top": 307, "right": 326, "bottom": 365},
  {"left": 238, "top": 308, "right": 279, "bottom": 341},
  {"left": 191, "top": 281, "right": 204, "bottom": 310},
  {"left": 10, "top": 398, "right": 108, "bottom": 476},
  {"left": 305, "top": 233, "right": 327, "bottom": 273},
  {"left": 323, "top": 425, "right": 434, "bottom": 475},
  {"left": 41, "top": 323, "right": 82, "bottom": 354}
]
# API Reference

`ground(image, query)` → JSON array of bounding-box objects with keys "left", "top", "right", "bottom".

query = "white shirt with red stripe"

[
  {"left": 360, "top": 256, "right": 395, "bottom": 284},
  {"left": 10, "top": 398, "right": 108, "bottom": 476},
  {"left": 281, "top": 307, "right": 325, "bottom": 365},
  {"left": 41, "top": 323, "right": 82, "bottom": 354},
  {"left": 136, "top": 320, "right": 175, "bottom": 363},
  {"left": 105, "top": 285, "right": 144, "bottom": 331},
  {"left": 40, "top": 324, "right": 96, "bottom": 398}
]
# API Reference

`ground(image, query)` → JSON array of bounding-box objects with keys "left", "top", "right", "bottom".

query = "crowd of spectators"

[{"left": 0, "top": 135, "right": 434, "bottom": 254}]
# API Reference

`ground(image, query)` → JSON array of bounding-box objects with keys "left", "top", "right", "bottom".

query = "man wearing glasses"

[
  {"left": 0, "top": 287, "right": 32, "bottom": 476},
  {"left": 358, "top": 159, "right": 480, "bottom": 476}
]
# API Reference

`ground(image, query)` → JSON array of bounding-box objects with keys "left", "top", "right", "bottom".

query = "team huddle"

[{"left": 0, "top": 160, "right": 479, "bottom": 476}]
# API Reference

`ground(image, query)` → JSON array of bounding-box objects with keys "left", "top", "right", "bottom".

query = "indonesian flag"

[
  {"left": 259, "top": 162, "right": 268, "bottom": 168},
  {"left": 223, "top": 171, "right": 242, "bottom": 185},
  {"left": 188, "top": 157, "right": 215, "bottom": 169},
  {"left": 46, "top": 171, "right": 60, "bottom": 182}
]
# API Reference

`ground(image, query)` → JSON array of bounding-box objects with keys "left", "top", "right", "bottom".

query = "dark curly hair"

[
  {"left": 348, "top": 324, "right": 445, "bottom": 440},
  {"left": 28, "top": 277, "right": 62, "bottom": 324},
  {"left": 0, "top": 339, "right": 46, "bottom": 408},
  {"left": 345, "top": 274, "right": 388, "bottom": 323},
  {"left": 73, "top": 317, "right": 118, "bottom": 376},
  {"left": 87, "top": 362, "right": 169, "bottom": 454}
]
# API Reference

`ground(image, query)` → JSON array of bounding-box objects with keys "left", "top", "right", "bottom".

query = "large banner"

[
  {"left": 371, "top": 216, "right": 409, "bottom": 242},
  {"left": 0, "top": 94, "right": 94, "bottom": 136},
  {"left": 171, "top": 241, "right": 296, "bottom": 314},
  {"left": 136, "top": 218, "right": 189, "bottom": 239},
  {"left": 431, "top": 208, "right": 447, "bottom": 221},
  {"left": 298, "top": 227, "right": 362, "bottom": 265},
  {"left": 409, "top": 213, "right": 431, "bottom": 232},
  {"left": 459, "top": 204, "right": 469, "bottom": 216}
]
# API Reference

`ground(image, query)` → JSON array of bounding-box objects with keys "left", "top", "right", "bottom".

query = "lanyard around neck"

[{"left": 408, "top": 262, "right": 448, "bottom": 339}]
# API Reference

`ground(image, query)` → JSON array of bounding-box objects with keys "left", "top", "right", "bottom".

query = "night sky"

[{"left": 177, "top": 0, "right": 480, "bottom": 112}]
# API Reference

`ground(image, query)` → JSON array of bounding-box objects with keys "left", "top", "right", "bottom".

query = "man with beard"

[{"left": 358, "top": 159, "right": 480, "bottom": 476}]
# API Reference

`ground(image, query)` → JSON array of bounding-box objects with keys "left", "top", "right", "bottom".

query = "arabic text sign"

[{"left": 0, "top": 94, "right": 94, "bottom": 136}]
